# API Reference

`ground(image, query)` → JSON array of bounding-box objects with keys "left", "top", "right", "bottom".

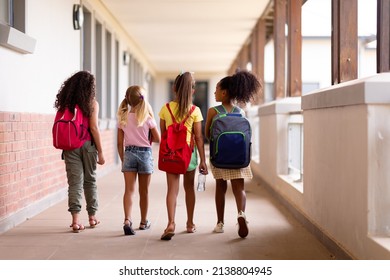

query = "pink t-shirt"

[{"left": 118, "top": 113, "right": 157, "bottom": 147}]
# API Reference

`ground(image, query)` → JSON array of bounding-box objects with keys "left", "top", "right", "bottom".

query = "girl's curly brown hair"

[
  {"left": 54, "top": 71, "right": 96, "bottom": 117},
  {"left": 219, "top": 70, "right": 262, "bottom": 104}
]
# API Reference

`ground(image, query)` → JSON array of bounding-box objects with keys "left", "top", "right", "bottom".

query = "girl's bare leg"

[
  {"left": 123, "top": 171, "right": 137, "bottom": 224},
  {"left": 215, "top": 179, "right": 228, "bottom": 223},
  {"left": 184, "top": 169, "right": 196, "bottom": 232},
  {"left": 165, "top": 173, "right": 180, "bottom": 232},
  {"left": 138, "top": 173, "right": 151, "bottom": 226}
]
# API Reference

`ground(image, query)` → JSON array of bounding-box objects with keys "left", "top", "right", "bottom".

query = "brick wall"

[{"left": 0, "top": 111, "right": 117, "bottom": 223}]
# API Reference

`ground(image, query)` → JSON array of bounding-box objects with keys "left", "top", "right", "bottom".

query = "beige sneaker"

[
  {"left": 213, "top": 222, "right": 224, "bottom": 233},
  {"left": 237, "top": 211, "right": 249, "bottom": 238}
]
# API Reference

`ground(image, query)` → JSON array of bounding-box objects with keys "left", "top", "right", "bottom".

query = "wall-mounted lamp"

[
  {"left": 73, "top": 4, "right": 84, "bottom": 30},
  {"left": 123, "top": 51, "right": 130, "bottom": 65}
]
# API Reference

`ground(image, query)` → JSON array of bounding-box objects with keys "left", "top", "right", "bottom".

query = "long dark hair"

[
  {"left": 218, "top": 70, "right": 261, "bottom": 103},
  {"left": 173, "top": 71, "right": 194, "bottom": 119},
  {"left": 54, "top": 71, "right": 96, "bottom": 117}
]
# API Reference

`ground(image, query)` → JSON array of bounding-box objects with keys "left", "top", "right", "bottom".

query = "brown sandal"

[
  {"left": 70, "top": 223, "right": 85, "bottom": 233},
  {"left": 89, "top": 218, "right": 100, "bottom": 228},
  {"left": 186, "top": 224, "right": 197, "bottom": 233}
]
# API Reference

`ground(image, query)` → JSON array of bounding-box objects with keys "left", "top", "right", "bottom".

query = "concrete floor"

[{"left": 0, "top": 151, "right": 335, "bottom": 260}]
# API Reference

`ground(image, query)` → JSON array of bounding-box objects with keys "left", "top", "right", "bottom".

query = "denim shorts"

[{"left": 122, "top": 146, "right": 154, "bottom": 174}]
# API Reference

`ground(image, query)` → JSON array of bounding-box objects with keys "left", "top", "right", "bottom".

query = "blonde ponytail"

[
  {"left": 135, "top": 96, "right": 149, "bottom": 126},
  {"left": 117, "top": 98, "right": 129, "bottom": 126},
  {"left": 120, "top": 85, "right": 153, "bottom": 127}
]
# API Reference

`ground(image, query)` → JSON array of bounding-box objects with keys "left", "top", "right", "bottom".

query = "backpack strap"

[
  {"left": 75, "top": 104, "right": 94, "bottom": 145},
  {"left": 166, "top": 103, "right": 177, "bottom": 124},
  {"left": 214, "top": 104, "right": 241, "bottom": 114},
  {"left": 213, "top": 105, "right": 226, "bottom": 114},
  {"left": 166, "top": 103, "right": 196, "bottom": 149},
  {"left": 185, "top": 106, "right": 196, "bottom": 149},
  {"left": 166, "top": 103, "right": 195, "bottom": 125},
  {"left": 232, "top": 106, "right": 242, "bottom": 114},
  {"left": 182, "top": 105, "right": 196, "bottom": 124}
]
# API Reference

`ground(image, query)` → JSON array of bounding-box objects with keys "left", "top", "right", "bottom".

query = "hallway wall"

[
  {"left": 251, "top": 73, "right": 390, "bottom": 259},
  {"left": 0, "top": 0, "right": 84, "bottom": 231},
  {"left": 0, "top": 0, "right": 80, "bottom": 114},
  {"left": 0, "top": 108, "right": 118, "bottom": 232}
]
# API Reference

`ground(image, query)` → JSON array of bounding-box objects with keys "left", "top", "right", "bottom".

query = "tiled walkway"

[{"left": 0, "top": 148, "right": 334, "bottom": 260}]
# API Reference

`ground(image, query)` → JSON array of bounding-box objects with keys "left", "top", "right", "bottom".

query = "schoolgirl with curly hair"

[
  {"left": 205, "top": 70, "right": 261, "bottom": 238},
  {"left": 54, "top": 71, "right": 105, "bottom": 233}
]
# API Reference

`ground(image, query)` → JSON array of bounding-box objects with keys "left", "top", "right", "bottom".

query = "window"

[
  {"left": 106, "top": 30, "right": 112, "bottom": 119},
  {"left": 0, "top": 0, "right": 36, "bottom": 53},
  {"left": 0, "top": 0, "right": 12, "bottom": 26},
  {"left": 95, "top": 21, "right": 103, "bottom": 118}
]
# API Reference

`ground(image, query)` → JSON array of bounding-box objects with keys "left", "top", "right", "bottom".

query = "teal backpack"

[{"left": 209, "top": 105, "right": 251, "bottom": 169}]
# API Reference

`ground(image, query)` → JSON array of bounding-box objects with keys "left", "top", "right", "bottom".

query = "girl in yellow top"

[{"left": 159, "top": 71, "right": 208, "bottom": 240}]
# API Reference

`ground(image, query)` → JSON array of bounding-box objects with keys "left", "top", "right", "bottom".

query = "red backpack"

[
  {"left": 52, "top": 105, "right": 89, "bottom": 150},
  {"left": 158, "top": 103, "right": 195, "bottom": 174}
]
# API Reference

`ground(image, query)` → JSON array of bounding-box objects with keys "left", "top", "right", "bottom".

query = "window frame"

[{"left": 0, "top": 0, "right": 36, "bottom": 54}]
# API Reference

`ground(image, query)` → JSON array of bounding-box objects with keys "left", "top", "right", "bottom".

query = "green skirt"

[{"left": 187, "top": 146, "right": 198, "bottom": 172}]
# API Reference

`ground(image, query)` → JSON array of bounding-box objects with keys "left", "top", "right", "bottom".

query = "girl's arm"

[
  {"left": 89, "top": 100, "right": 105, "bottom": 165},
  {"left": 193, "top": 121, "right": 208, "bottom": 175},
  {"left": 117, "top": 128, "right": 124, "bottom": 162},
  {"left": 150, "top": 126, "right": 161, "bottom": 143},
  {"left": 160, "top": 118, "right": 166, "bottom": 135},
  {"left": 204, "top": 107, "right": 217, "bottom": 140}
]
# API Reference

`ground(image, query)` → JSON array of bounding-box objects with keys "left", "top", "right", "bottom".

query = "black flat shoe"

[
  {"left": 123, "top": 219, "right": 135, "bottom": 235},
  {"left": 160, "top": 230, "right": 175, "bottom": 240}
]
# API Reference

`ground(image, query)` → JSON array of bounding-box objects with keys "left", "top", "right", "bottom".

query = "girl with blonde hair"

[{"left": 117, "top": 85, "right": 160, "bottom": 235}]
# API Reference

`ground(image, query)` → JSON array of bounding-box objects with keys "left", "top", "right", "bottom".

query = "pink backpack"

[{"left": 52, "top": 105, "right": 89, "bottom": 150}]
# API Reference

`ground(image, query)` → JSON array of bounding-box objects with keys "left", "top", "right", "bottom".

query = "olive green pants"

[{"left": 63, "top": 141, "right": 98, "bottom": 216}]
